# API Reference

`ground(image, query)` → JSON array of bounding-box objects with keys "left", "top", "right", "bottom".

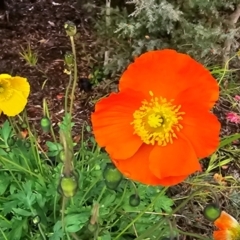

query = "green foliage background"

[{"left": 92, "top": 0, "right": 240, "bottom": 75}]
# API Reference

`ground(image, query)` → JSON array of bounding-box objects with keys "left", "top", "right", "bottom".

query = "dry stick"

[
  {"left": 104, "top": 0, "right": 111, "bottom": 66},
  {"left": 222, "top": 4, "right": 240, "bottom": 68}
]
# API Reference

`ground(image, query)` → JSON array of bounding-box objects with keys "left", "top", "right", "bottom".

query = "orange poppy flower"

[
  {"left": 213, "top": 211, "right": 240, "bottom": 240},
  {"left": 91, "top": 49, "right": 220, "bottom": 186}
]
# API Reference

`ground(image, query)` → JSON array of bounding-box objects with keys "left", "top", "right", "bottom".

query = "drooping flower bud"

[
  {"left": 203, "top": 203, "right": 221, "bottom": 222},
  {"left": 129, "top": 194, "right": 140, "bottom": 207},
  {"left": 40, "top": 117, "right": 51, "bottom": 133},
  {"left": 7, "top": 137, "right": 15, "bottom": 147},
  {"left": 58, "top": 173, "right": 78, "bottom": 198},
  {"left": 64, "top": 21, "right": 77, "bottom": 37},
  {"left": 103, "top": 163, "right": 122, "bottom": 190},
  {"left": 32, "top": 215, "right": 41, "bottom": 225},
  {"left": 87, "top": 222, "right": 98, "bottom": 233},
  {"left": 64, "top": 51, "right": 74, "bottom": 68}
]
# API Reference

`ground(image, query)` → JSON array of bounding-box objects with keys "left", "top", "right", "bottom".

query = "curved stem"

[{"left": 69, "top": 36, "right": 78, "bottom": 116}]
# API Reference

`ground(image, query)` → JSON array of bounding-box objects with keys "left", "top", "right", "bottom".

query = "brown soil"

[{"left": 0, "top": 0, "right": 104, "bottom": 142}]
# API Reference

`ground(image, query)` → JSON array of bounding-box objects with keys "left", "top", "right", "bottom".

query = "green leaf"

[
  {"left": 3, "top": 200, "right": 19, "bottom": 215},
  {"left": 0, "top": 148, "right": 7, "bottom": 155},
  {"left": 219, "top": 133, "right": 240, "bottom": 148},
  {"left": 65, "top": 213, "right": 89, "bottom": 233},
  {"left": 49, "top": 221, "right": 63, "bottom": 240},
  {"left": 8, "top": 219, "right": 26, "bottom": 240},
  {"left": 12, "top": 208, "right": 32, "bottom": 217},
  {"left": 98, "top": 232, "right": 111, "bottom": 240},
  {"left": 153, "top": 195, "right": 174, "bottom": 213},
  {"left": 1, "top": 121, "right": 12, "bottom": 143},
  {"left": 101, "top": 193, "right": 116, "bottom": 207},
  {"left": 0, "top": 172, "right": 10, "bottom": 195},
  {"left": 46, "top": 141, "right": 63, "bottom": 152}
]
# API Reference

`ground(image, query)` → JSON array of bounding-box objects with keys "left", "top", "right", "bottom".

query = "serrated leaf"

[
  {"left": 153, "top": 195, "right": 174, "bottom": 213},
  {"left": 50, "top": 221, "right": 63, "bottom": 240},
  {"left": 3, "top": 200, "right": 19, "bottom": 215},
  {"left": 8, "top": 219, "right": 26, "bottom": 240}
]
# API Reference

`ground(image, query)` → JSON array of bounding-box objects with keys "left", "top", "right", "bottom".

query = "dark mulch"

[{"left": 0, "top": 0, "right": 105, "bottom": 142}]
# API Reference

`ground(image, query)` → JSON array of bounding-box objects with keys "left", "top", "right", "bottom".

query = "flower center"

[
  {"left": 131, "top": 91, "right": 185, "bottom": 146},
  {"left": 0, "top": 78, "right": 13, "bottom": 102}
]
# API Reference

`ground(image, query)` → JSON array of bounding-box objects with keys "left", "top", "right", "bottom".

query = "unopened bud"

[
  {"left": 58, "top": 173, "right": 78, "bottom": 198},
  {"left": 103, "top": 163, "right": 122, "bottom": 190},
  {"left": 87, "top": 222, "right": 98, "bottom": 233},
  {"left": 203, "top": 203, "right": 221, "bottom": 222},
  {"left": 129, "top": 194, "right": 140, "bottom": 207},
  {"left": 64, "top": 21, "right": 77, "bottom": 36},
  {"left": 32, "top": 215, "right": 41, "bottom": 225},
  {"left": 40, "top": 117, "right": 51, "bottom": 133},
  {"left": 64, "top": 51, "right": 74, "bottom": 67}
]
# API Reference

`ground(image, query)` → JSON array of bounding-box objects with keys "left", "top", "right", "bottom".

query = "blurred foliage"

[{"left": 83, "top": 0, "right": 240, "bottom": 76}]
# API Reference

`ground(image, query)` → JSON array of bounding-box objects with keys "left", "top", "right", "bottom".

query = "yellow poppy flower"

[{"left": 0, "top": 74, "right": 30, "bottom": 116}]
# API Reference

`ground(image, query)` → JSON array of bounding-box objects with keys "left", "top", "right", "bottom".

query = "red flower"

[{"left": 91, "top": 49, "right": 220, "bottom": 186}]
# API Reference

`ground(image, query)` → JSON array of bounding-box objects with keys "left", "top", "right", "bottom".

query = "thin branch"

[{"left": 222, "top": 4, "right": 240, "bottom": 67}]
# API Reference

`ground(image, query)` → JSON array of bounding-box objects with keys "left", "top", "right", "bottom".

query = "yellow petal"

[
  {"left": 10, "top": 76, "right": 30, "bottom": 98},
  {"left": 1, "top": 90, "right": 27, "bottom": 116},
  {"left": 0, "top": 74, "right": 11, "bottom": 79}
]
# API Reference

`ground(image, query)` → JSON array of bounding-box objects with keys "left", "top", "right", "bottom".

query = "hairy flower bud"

[{"left": 64, "top": 21, "right": 76, "bottom": 36}]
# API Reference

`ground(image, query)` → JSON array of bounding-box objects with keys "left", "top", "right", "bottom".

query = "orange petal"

[
  {"left": 112, "top": 144, "right": 189, "bottom": 186},
  {"left": 91, "top": 89, "right": 143, "bottom": 160},
  {"left": 149, "top": 137, "right": 201, "bottom": 179},
  {"left": 111, "top": 144, "right": 162, "bottom": 185},
  {"left": 178, "top": 105, "right": 221, "bottom": 158},
  {"left": 213, "top": 230, "right": 232, "bottom": 240},
  {"left": 119, "top": 49, "right": 218, "bottom": 109},
  {"left": 214, "top": 211, "right": 239, "bottom": 231}
]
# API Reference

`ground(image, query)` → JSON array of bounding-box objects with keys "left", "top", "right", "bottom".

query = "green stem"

[
  {"left": 65, "top": 73, "right": 73, "bottom": 112},
  {"left": 0, "top": 156, "right": 39, "bottom": 178},
  {"left": 218, "top": 54, "right": 236, "bottom": 85},
  {"left": 0, "top": 227, "right": 8, "bottom": 240},
  {"left": 170, "top": 186, "right": 206, "bottom": 215},
  {"left": 97, "top": 185, "right": 107, "bottom": 203},
  {"left": 176, "top": 229, "right": 212, "bottom": 240},
  {"left": 43, "top": 99, "right": 57, "bottom": 143},
  {"left": 38, "top": 224, "right": 47, "bottom": 240},
  {"left": 79, "top": 176, "right": 102, "bottom": 206},
  {"left": 69, "top": 36, "right": 78, "bottom": 116}
]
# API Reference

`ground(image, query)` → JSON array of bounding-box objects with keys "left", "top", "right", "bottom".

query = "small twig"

[
  {"left": 104, "top": 0, "right": 111, "bottom": 66},
  {"left": 222, "top": 4, "right": 240, "bottom": 68}
]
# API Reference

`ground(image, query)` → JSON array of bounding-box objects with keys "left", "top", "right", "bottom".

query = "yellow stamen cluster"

[
  {"left": 132, "top": 91, "right": 185, "bottom": 146},
  {"left": 0, "top": 78, "right": 13, "bottom": 102}
]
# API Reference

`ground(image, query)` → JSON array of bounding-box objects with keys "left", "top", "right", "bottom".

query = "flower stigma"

[
  {"left": 132, "top": 91, "right": 185, "bottom": 146},
  {"left": 0, "top": 78, "right": 13, "bottom": 102}
]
